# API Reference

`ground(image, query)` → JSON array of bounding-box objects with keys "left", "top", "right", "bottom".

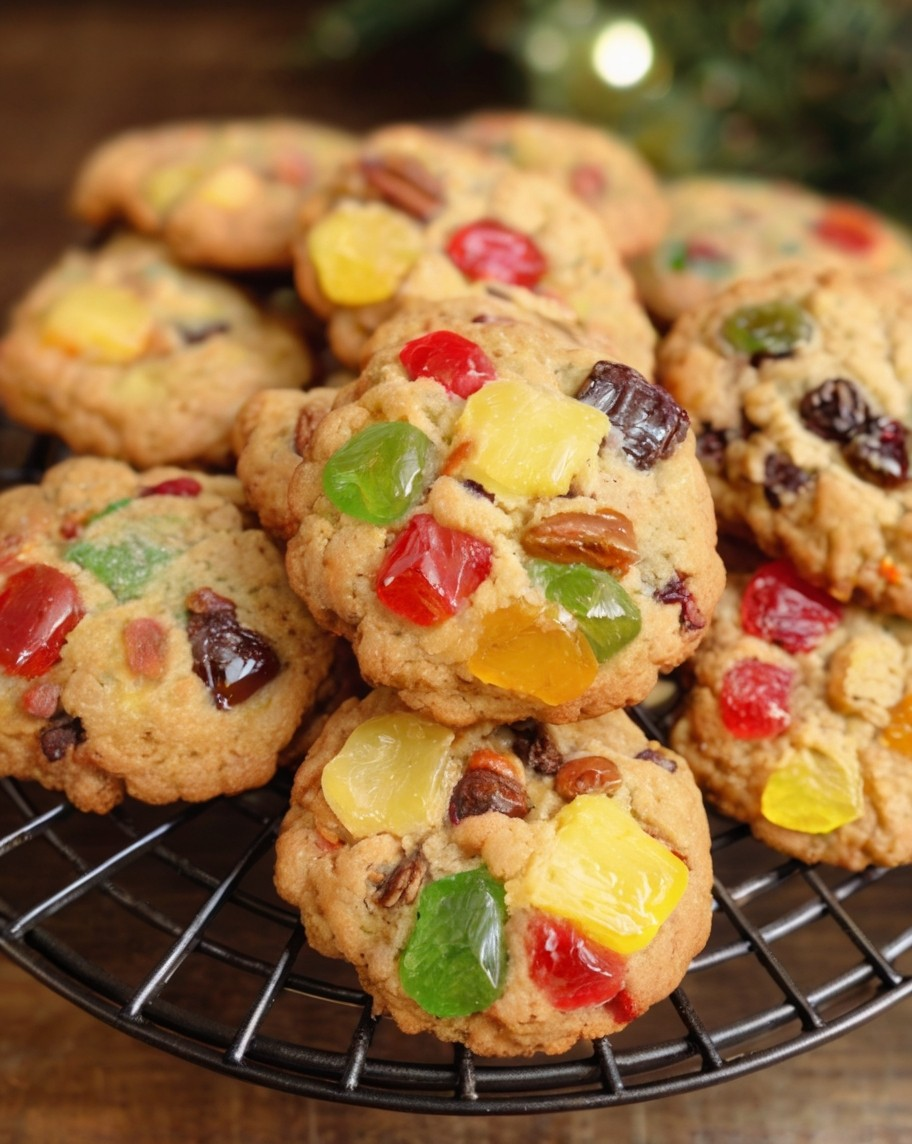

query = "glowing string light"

[{"left": 591, "top": 19, "right": 654, "bottom": 88}]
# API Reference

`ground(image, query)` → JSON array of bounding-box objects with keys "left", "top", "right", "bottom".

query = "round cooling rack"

[{"left": 1, "top": 426, "right": 912, "bottom": 1114}]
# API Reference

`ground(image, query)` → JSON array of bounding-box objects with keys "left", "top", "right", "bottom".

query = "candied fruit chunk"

[
  {"left": 720, "top": 659, "right": 793, "bottom": 739},
  {"left": 761, "top": 743, "right": 863, "bottom": 833},
  {"left": 322, "top": 422, "right": 432, "bottom": 525},
  {"left": 511, "top": 794, "right": 689, "bottom": 955},
  {"left": 452, "top": 380, "right": 609, "bottom": 498},
  {"left": 526, "top": 913, "right": 625, "bottom": 1011},
  {"left": 741, "top": 561, "right": 842, "bottom": 654},
  {"left": 376, "top": 514, "right": 492, "bottom": 626},
  {"left": 0, "top": 564, "right": 84, "bottom": 678},
  {"left": 399, "top": 330, "right": 496, "bottom": 398},
  {"left": 527, "top": 559, "right": 641, "bottom": 662},
  {"left": 307, "top": 201, "right": 423, "bottom": 305},
  {"left": 521, "top": 510, "right": 637, "bottom": 574},
  {"left": 569, "top": 162, "right": 607, "bottom": 203},
  {"left": 720, "top": 300, "right": 812, "bottom": 361},
  {"left": 186, "top": 587, "right": 280, "bottom": 710},
  {"left": 142, "top": 162, "right": 199, "bottom": 212},
  {"left": 140, "top": 476, "right": 203, "bottom": 498},
  {"left": 445, "top": 218, "right": 546, "bottom": 287},
  {"left": 882, "top": 693, "right": 912, "bottom": 757},
  {"left": 399, "top": 867, "right": 508, "bottom": 1018},
  {"left": 67, "top": 537, "right": 172, "bottom": 602},
  {"left": 195, "top": 163, "right": 261, "bottom": 209},
  {"left": 123, "top": 617, "right": 168, "bottom": 679},
  {"left": 665, "top": 238, "right": 732, "bottom": 277},
  {"left": 320, "top": 712, "right": 457, "bottom": 839},
  {"left": 467, "top": 602, "right": 598, "bottom": 704},
  {"left": 577, "top": 362, "right": 689, "bottom": 470},
  {"left": 40, "top": 282, "right": 153, "bottom": 363},
  {"left": 813, "top": 202, "right": 880, "bottom": 254}
]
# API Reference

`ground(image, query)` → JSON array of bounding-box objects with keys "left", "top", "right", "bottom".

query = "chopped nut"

[
  {"left": 521, "top": 510, "right": 638, "bottom": 574},
  {"left": 555, "top": 755, "right": 623, "bottom": 800},
  {"left": 826, "top": 635, "right": 905, "bottom": 725},
  {"left": 360, "top": 153, "right": 444, "bottom": 221},
  {"left": 374, "top": 853, "right": 428, "bottom": 907}
]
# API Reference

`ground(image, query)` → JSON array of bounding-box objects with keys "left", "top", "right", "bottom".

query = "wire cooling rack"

[{"left": 1, "top": 424, "right": 911, "bottom": 1114}]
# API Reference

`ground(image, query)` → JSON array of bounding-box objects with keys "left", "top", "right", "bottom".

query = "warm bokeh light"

[{"left": 591, "top": 18, "right": 654, "bottom": 88}]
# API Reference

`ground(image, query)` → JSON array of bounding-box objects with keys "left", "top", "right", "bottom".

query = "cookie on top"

[
  {"left": 657, "top": 264, "right": 912, "bottom": 616},
  {"left": 70, "top": 118, "right": 359, "bottom": 270},
  {"left": 291, "top": 123, "right": 657, "bottom": 377},
  {"left": 274, "top": 687, "right": 713, "bottom": 1057},
  {"left": 0, "top": 234, "right": 313, "bottom": 469},
  {"left": 284, "top": 298, "right": 724, "bottom": 727},
  {"left": 0, "top": 456, "right": 337, "bottom": 813},
  {"left": 671, "top": 555, "right": 912, "bottom": 870}
]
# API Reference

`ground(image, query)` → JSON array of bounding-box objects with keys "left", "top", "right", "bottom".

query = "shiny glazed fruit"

[
  {"left": 813, "top": 203, "right": 880, "bottom": 254},
  {"left": 882, "top": 693, "right": 912, "bottom": 758},
  {"left": 452, "top": 380, "right": 609, "bottom": 498},
  {"left": 719, "top": 658, "right": 793, "bottom": 739},
  {"left": 186, "top": 589, "right": 280, "bottom": 710},
  {"left": 445, "top": 219, "right": 547, "bottom": 287},
  {"left": 399, "top": 330, "right": 497, "bottom": 398},
  {"left": 320, "top": 712, "right": 457, "bottom": 839},
  {"left": 376, "top": 514, "right": 493, "bottom": 626},
  {"left": 0, "top": 564, "right": 85, "bottom": 678},
  {"left": 741, "top": 561, "right": 842, "bottom": 654},
  {"left": 399, "top": 866, "right": 508, "bottom": 1018},
  {"left": 527, "top": 559, "right": 641, "bottom": 662},
  {"left": 720, "top": 300, "right": 812, "bottom": 360},
  {"left": 67, "top": 537, "right": 172, "bottom": 602},
  {"left": 40, "top": 282, "right": 153, "bottom": 363},
  {"left": 761, "top": 742, "right": 864, "bottom": 834},
  {"left": 525, "top": 913, "right": 626, "bottom": 1011},
  {"left": 512, "top": 794, "right": 689, "bottom": 955},
  {"left": 322, "top": 422, "right": 432, "bottom": 525}
]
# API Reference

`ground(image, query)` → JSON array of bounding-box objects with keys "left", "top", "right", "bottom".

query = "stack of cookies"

[{"left": 3, "top": 108, "right": 908, "bottom": 1057}]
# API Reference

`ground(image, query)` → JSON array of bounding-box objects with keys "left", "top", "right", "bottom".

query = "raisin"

[
  {"left": 799, "top": 378, "right": 870, "bottom": 442},
  {"left": 186, "top": 588, "right": 280, "bottom": 710},
  {"left": 655, "top": 573, "right": 706, "bottom": 632},
  {"left": 520, "top": 510, "right": 638, "bottom": 575},
  {"left": 448, "top": 768, "right": 529, "bottom": 823},
  {"left": 554, "top": 755, "right": 623, "bottom": 800},
  {"left": 635, "top": 747, "right": 677, "bottom": 773},
  {"left": 577, "top": 361, "right": 690, "bottom": 470},
  {"left": 177, "top": 319, "right": 230, "bottom": 345},
  {"left": 40, "top": 711, "right": 85, "bottom": 761},
  {"left": 461, "top": 479, "right": 495, "bottom": 501},
  {"left": 697, "top": 427, "right": 730, "bottom": 469},
  {"left": 509, "top": 719, "right": 564, "bottom": 775},
  {"left": 764, "top": 452, "right": 811, "bottom": 507},
  {"left": 844, "top": 417, "right": 909, "bottom": 487}
]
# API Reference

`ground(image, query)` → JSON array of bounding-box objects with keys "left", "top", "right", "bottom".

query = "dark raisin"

[
  {"left": 635, "top": 747, "right": 678, "bottom": 773},
  {"left": 509, "top": 719, "right": 564, "bottom": 775},
  {"left": 763, "top": 452, "right": 811, "bottom": 507},
  {"left": 654, "top": 573, "right": 706, "bottom": 631},
  {"left": 462, "top": 478, "right": 495, "bottom": 501},
  {"left": 448, "top": 768, "right": 529, "bottom": 823},
  {"left": 844, "top": 417, "right": 910, "bottom": 487},
  {"left": 697, "top": 427, "right": 730, "bottom": 468},
  {"left": 177, "top": 319, "right": 231, "bottom": 345},
  {"left": 40, "top": 712, "right": 86, "bottom": 761},
  {"left": 186, "top": 587, "right": 280, "bottom": 710},
  {"left": 799, "top": 378, "right": 870, "bottom": 442},
  {"left": 577, "top": 361, "right": 690, "bottom": 470}
]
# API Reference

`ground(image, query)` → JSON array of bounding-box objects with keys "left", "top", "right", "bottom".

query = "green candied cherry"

[
  {"left": 399, "top": 866, "right": 508, "bottom": 1018},
  {"left": 322, "top": 421, "right": 433, "bottom": 525},
  {"left": 66, "top": 536, "right": 173, "bottom": 601},
  {"left": 527, "top": 559, "right": 641, "bottom": 662},
  {"left": 720, "top": 300, "right": 813, "bottom": 360}
]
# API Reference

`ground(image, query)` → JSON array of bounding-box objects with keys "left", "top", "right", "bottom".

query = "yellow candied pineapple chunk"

[
  {"left": 882, "top": 693, "right": 912, "bottom": 757},
  {"left": 194, "top": 163, "right": 262, "bottom": 210},
  {"left": 41, "top": 282, "right": 153, "bottom": 363},
  {"left": 761, "top": 742, "right": 864, "bottom": 834},
  {"left": 320, "top": 712, "right": 457, "bottom": 840},
  {"left": 142, "top": 162, "right": 201, "bottom": 214},
  {"left": 452, "top": 380, "right": 609, "bottom": 498},
  {"left": 510, "top": 793, "right": 689, "bottom": 955},
  {"left": 467, "top": 601, "right": 598, "bottom": 705},
  {"left": 307, "top": 201, "right": 423, "bottom": 306}
]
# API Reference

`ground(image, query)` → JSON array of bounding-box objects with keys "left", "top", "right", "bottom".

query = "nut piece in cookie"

[
  {"left": 274, "top": 687, "right": 713, "bottom": 1057},
  {"left": 0, "top": 456, "right": 337, "bottom": 812}
]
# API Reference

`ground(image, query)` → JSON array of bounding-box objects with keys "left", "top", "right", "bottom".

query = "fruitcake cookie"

[
  {"left": 70, "top": 118, "right": 359, "bottom": 270},
  {"left": 274, "top": 687, "right": 713, "bottom": 1057},
  {"left": 0, "top": 234, "right": 313, "bottom": 468},
  {"left": 657, "top": 264, "right": 912, "bottom": 615},
  {"left": 454, "top": 109, "right": 667, "bottom": 260},
  {"left": 291, "top": 123, "right": 657, "bottom": 376},
  {"left": 284, "top": 306, "right": 724, "bottom": 726},
  {"left": 670, "top": 558, "right": 912, "bottom": 869},
  {"left": 631, "top": 175, "right": 912, "bottom": 325},
  {"left": 0, "top": 456, "right": 337, "bottom": 812}
]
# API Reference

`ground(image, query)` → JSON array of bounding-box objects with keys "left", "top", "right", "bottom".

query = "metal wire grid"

[{"left": 1, "top": 429, "right": 911, "bottom": 1113}]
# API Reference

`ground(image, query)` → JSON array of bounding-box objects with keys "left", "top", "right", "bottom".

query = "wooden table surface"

[{"left": 1, "top": 5, "right": 911, "bottom": 1141}]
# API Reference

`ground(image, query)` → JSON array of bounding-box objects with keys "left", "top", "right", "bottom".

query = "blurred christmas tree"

[{"left": 294, "top": 0, "right": 912, "bottom": 227}]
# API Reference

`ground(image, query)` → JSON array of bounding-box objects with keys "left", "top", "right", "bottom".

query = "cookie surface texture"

[
  {"left": 285, "top": 301, "right": 724, "bottom": 725},
  {"left": 0, "top": 456, "right": 337, "bottom": 812},
  {"left": 274, "top": 687, "right": 713, "bottom": 1057},
  {"left": 0, "top": 235, "right": 313, "bottom": 468}
]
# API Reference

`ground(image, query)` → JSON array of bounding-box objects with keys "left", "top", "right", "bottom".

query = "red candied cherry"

[
  {"left": 140, "top": 477, "right": 203, "bottom": 498},
  {"left": 376, "top": 513, "right": 493, "bottom": 626},
  {"left": 741, "top": 561, "right": 842, "bottom": 654},
  {"left": 812, "top": 203, "right": 881, "bottom": 255},
  {"left": 526, "top": 913, "right": 626, "bottom": 1011},
  {"left": 445, "top": 219, "right": 547, "bottom": 288},
  {"left": 0, "top": 564, "right": 85, "bottom": 678},
  {"left": 399, "top": 330, "right": 497, "bottom": 398},
  {"left": 720, "top": 658, "right": 793, "bottom": 739}
]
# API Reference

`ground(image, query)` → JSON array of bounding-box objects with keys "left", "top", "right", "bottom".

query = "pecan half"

[
  {"left": 521, "top": 510, "right": 638, "bottom": 574},
  {"left": 554, "top": 755, "right": 623, "bottom": 800},
  {"left": 360, "top": 153, "right": 444, "bottom": 221},
  {"left": 374, "top": 853, "right": 428, "bottom": 908}
]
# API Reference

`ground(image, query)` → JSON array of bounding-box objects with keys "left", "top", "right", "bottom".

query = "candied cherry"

[
  {"left": 186, "top": 588, "right": 280, "bottom": 710},
  {"left": 398, "top": 330, "right": 496, "bottom": 398},
  {"left": 445, "top": 219, "right": 547, "bottom": 288},
  {"left": 526, "top": 913, "right": 626, "bottom": 1011},
  {"left": 67, "top": 537, "right": 172, "bottom": 602},
  {"left": 0, "top": 564, "right": 85, "bottom": 678},
  {"left": 720, "top": 659, "right": 793, "bottom": 739},
  {"left": 721, "top": 300, "right": 812, "bottom": 362},
  {"left": 665, "top": 238, "right": 732, "bottom": 277},
  {"left": 322, "top": 422, "right": 432, "bottom": 525},
  {"left": 527, "top": 559, "right": 641, "bottom": 662},
  {"left": 812, "top": 202, "right": 880, "bottom": 254},
  {"left": 741, "top": 561, "right": 842, "bottom": 654},
  {"left": 376, "top": 514, "right": 492, "bottom": 626},
  {"left": 140, "top": 477, "right": 203, "bottom": 498}
]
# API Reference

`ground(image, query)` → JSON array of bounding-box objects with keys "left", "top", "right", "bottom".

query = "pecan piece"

[
  {"left": 360, "top": 153, "right": 444, "bottom": 221},
  {"left": 374, "top": 853, "right": 428, "bottom": 908},
  {"left": 521, "top": 510, "right": 638, "bottom": 574}
]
